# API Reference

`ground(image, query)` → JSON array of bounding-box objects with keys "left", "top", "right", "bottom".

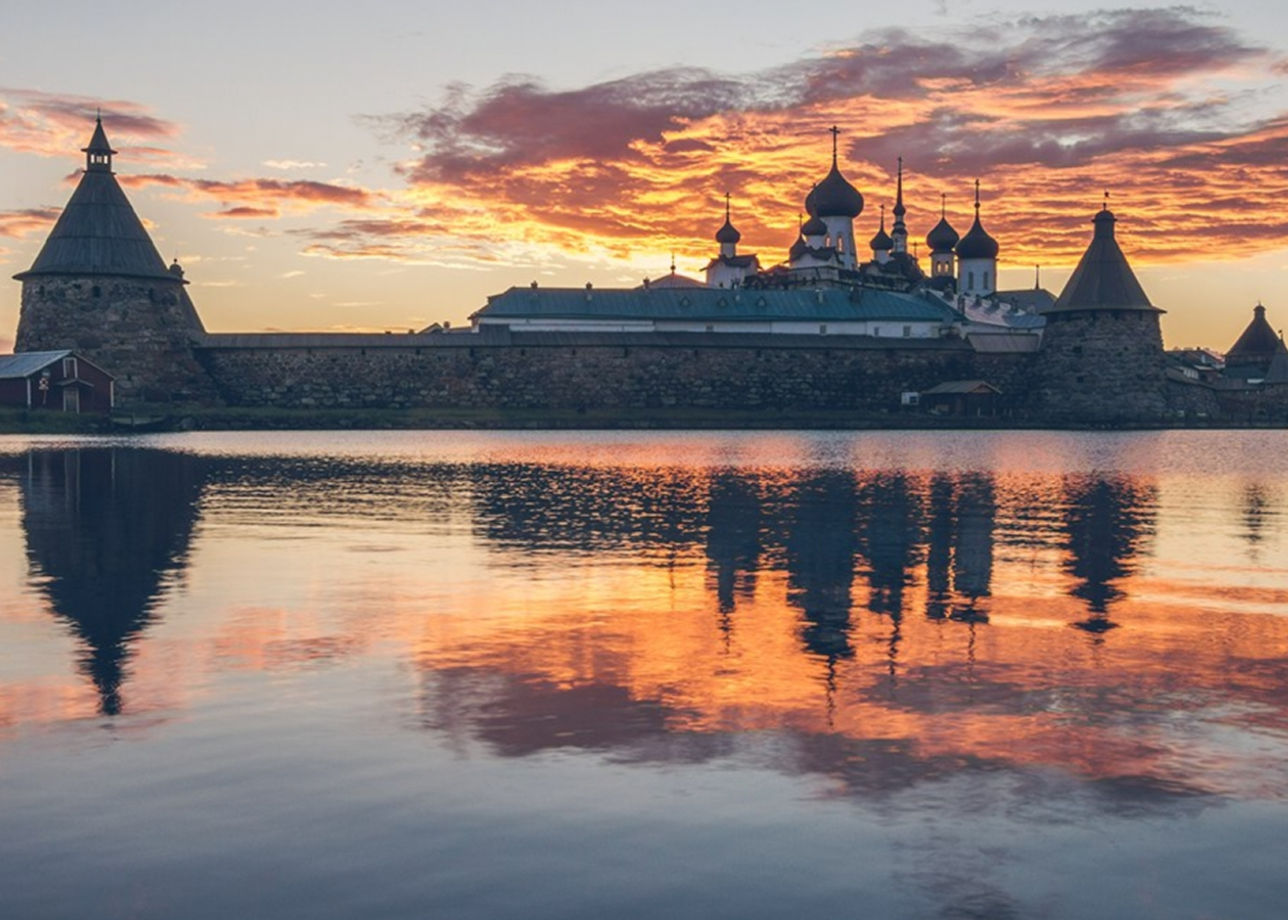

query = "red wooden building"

[{"left": 0, "top": 350, "right": 115, "bottom": 413}]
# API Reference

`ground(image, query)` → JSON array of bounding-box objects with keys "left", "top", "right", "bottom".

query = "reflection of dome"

[{"left": 805, "top": 164, "right": 864, "bottom": 219}]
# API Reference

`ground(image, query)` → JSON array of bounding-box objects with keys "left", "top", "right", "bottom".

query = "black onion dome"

[
  {"left": 801, "top": 214, "right": 828, "bottom": 237},
  {"left": 806, "top": 164, "right": 864, "bottom": 219},
  {"left": 788, "top": 235, "right": 808, "bottom": 261},
  {"left": 955, "top": 214, "right": 998, "bottom": 259},
  {"left": 926, "top": 216, "right": 959, "bottom": 253},
  {"left": 870, "top": 224, "right": 893, "bottom": 251},
  {"left": 715, "top": 217, "right": 741, "bottom": 245}
]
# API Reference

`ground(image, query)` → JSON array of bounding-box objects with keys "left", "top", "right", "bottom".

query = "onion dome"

[
  {"left": 802, "top": 214, "right": 828, "bottom": 238},
  {"left": 955, "top": 180, "right": 998, "bottom": 259},
  {"left": 714, "top": 193, "right": 741, "bottom": 244},
  {"left": 803, "top": 127, "right": 864, "bottom": 219},
  {"left": 869, "top": 205, "right": 893, "bottom": 252},
  {"left": 926, "top": 194, "right": 959, "bottom": 253},
  {"left": 789, "top": 235, "right": 808, "bottom": 261}
]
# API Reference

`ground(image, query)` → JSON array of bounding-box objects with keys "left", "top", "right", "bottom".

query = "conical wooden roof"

[
  {"left": 14, "top": 121, "right": 173, "bottom": 282},
  {"left": 1045, "top": 208, "right": 1160, "bottom": 314},
  {"left": 1226, "top": 305, "right": 1283, "bottom": 366}
]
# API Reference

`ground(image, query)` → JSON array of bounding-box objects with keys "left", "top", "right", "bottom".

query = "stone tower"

[
  {"left": 13, "top": 117, "right": 215, "bottom": 405},
  {"left": 1035, "top": 204, "right": 1168, "bottom": 423}
]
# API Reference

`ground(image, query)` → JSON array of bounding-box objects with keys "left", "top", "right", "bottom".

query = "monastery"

[{"left": 6, "top": 117, "right": 1287, "bottom": 425}]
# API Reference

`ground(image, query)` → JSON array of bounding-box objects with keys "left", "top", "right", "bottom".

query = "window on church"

[
  {"left": 983, "top": 271, "right": 990, "bottom": 289},
  {"left": 903, "top": 325, "right": 911, "bottom": 337},
  {"left": 820, "top": 324, "right": 827, "bottom": 334},
  {"left": 968, "top": 271, "right": 975, "bottom": 289}
]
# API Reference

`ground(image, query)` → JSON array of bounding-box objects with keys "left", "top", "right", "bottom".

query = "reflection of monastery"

[{"left": 9, "top": 119, "right": 1288, "bottom": 424}]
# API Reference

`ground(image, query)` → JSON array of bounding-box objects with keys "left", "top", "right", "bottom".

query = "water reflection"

[
  {"left": 19, "top": 449, "right": 206, "bottom": 714},
  {"left": 2, "top": 435, "right": 1287, "bottom": 919},
  {"left": 1060, "top": 475, "right": 1156, "bottom": 633}
]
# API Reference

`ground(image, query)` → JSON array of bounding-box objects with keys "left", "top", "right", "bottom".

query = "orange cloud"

[{"left": 337, "top": 8, "right": 1287, "bottom": 271}]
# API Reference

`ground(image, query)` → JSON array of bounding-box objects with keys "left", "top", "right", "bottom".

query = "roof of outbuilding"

[
  {"left": 922, "top": 379, "right": 1001, "bottom": 395},
  {"left": 1044, "top": 208, "right": 1161, "bottom": 314},
  {"left": 0, "top": 350, "right": 73, "bottom": 379},
  {"left": 474, "top": 285, "right": 961, "bottom": 324}
]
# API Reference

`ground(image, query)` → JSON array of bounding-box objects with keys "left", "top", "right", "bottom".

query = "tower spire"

[
  {"left": 893, "top": 157, "right": 905, "bottom": 215},
  {"left": 890, "top": 156, "right": 909, "bottom": 254},
  {"left": 82, "top": 114, "right": 116, "bottom": 173},
  {"left": 829, "top": 125, "right": 840, "bottom": 166},
  {"left": 974, "top": 178, "right": 981, "bottom": 213}
]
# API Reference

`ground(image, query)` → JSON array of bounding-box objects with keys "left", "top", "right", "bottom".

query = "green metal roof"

[{"left": 475, "top": 286, "right": 959, "bottom": 324}]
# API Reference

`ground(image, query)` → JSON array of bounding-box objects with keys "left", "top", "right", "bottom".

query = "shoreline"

[{"left": 0, "top": 406, "right": 1282, "bottom": 434}]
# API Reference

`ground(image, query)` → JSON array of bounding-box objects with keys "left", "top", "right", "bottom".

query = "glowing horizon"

[{"left": 2, "top": 4, "right": 1286, "bottom": 350}]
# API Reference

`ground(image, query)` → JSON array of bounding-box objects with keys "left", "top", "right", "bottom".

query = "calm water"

[{"left": 1, "top": 430, "right": 1286, "bottom": 919}]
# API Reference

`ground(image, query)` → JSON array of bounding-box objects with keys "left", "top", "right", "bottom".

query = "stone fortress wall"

[{"left": 195, "top": 332, "right": 1034, "bottom": 414}]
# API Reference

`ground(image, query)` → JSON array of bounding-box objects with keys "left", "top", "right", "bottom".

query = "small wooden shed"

[
  {"left": 921, "top": 379, "right": 1001, "bottom": 417},
  {"left": 0, "top": 350, "right": 115, "bottom": 413}
]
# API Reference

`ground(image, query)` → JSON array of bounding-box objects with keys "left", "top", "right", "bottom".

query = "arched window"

[{"left": 967, "top": 271, "right": 975, "bottom": 289}]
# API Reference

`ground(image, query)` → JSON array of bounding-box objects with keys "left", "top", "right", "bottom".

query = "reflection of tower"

[
  {"left": 859, "top": 474, "right": 921, "bottom": 619},
  {"left": 924, "top": 475, "right": 953, "bottom": 620},
  {"left": 857, "top": 473, "right": 923, "bottom": 676},
  {"left": 1241, "top": 483, "right": 1272, "bottom": 553},
  {"left": 20, "top": 448, "right": 205, "bottom": 714},
  {"left": 784, "top": 471, "right": 858, "bottom": 662},
  {"left": 703, "top": 471, "right": 763, "bottom": 625},
  {"left": 1061, "top": 474, "right": 1156, "bottom": 633},
  {"left": 950, "top": 473, "right": 995, "bottom": 622}
]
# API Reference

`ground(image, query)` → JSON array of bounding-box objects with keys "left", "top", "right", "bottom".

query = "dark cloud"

[
  {"left": 378, "top": 8, "right": 1265, "bottom": 183},
  {"left": 0, "top": 207, "right": 60, "bottom": 238},
  {"left": 121, "top": 174, "right": 375, "bottom": 210},
  {"left": 209, "top": 206, "right": 280, "bottom": 219}
]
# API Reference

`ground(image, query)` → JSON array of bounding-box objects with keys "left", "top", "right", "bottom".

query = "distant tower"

[
  {"left": 925, "top": 194, "right": 959, "bottom": 284},
  {"left": 955, "top": 180, "right": 998, "bottom": 296},
  {"left": 1035, "top": 200, "right": 1168, "bottom": 422},
  {"left": 13, "top": 116, "right": 215, "bottom": 404},
  {"left": 803, "top": 126, "right": 863, "bottom": 269},
  {"left": 869, "top": 205, "right": 893, "bottom": 264},
  {"left": 890, "top": 157, "right": 908, "bottom": 255},
  {"left": 705, "top": 194, "right": 759, "bottom": 288}
]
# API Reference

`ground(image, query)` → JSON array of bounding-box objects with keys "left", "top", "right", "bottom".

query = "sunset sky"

[{"left": 2, "top": 1, "right": 1286, "bottom": 350}]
